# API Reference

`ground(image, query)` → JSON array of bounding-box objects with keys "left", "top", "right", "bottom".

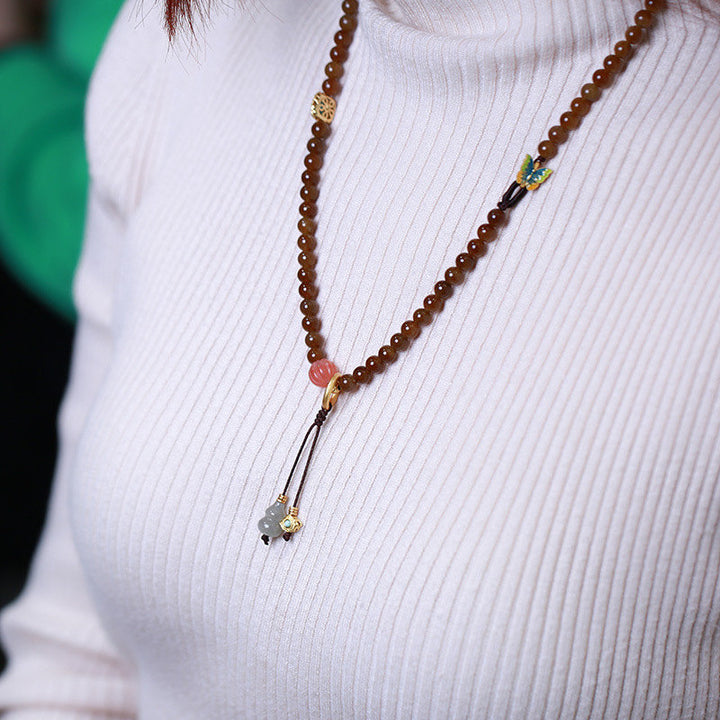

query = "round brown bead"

[
  {"left": 325, "top": 61, "right": 344, "bottom": 79},
  {"left": 423, "top": 293, "right": 444, "bottom": 313},
  {"left": 304, "top": 153, "right": 323, "bottom": 172},
  {"left": 342, "top": 0, "right": 358, "bottom": 13},
  {"left": 298, "top": 251, "right": 317, "bottom": 269},
  {"left": 487, "top": 208, "right": 506, "bottom": 227},
  {"left": 467, "top": 238, "right": 486, "bottom": 258},
  {"left": 592, "top": 68, "right": 612, "bottom": 88},
  {"left": 334, "top": 30, "right": 353, "bottom": 48},
  {"left": 352, "top": 365, "right": 371, "bottom": 384},
  {"left": 603, "top": 54, "right": 624, "bottom": 74},
  {"left": 322, "top": 78, "right": 341, "bottom": 96},
  {"left": 560, "top": 110, "right": 581, "bottom": 130},
  {"left": 444, "top": 266, "right": 464, "bottom": 285},
  {"left": 477, "top": 223, "right": 498, "bottom": 242},
  {"left": 302, "top": 315, "right": 321, "bottom": 332},
  {"left": 580, "top": 83, "right": 601, "bottom": 102},
  {"left": 634, "top": 9, "right": 654, "bottom": 27},
  {"left": 300, "top": 299, "right": 319, "bottom": 316},
  {"left": 299, "top": 201, "right": 318, "bottom": 218},
  {"left": 390, "top": 332, "right": 410, "bottom": 351},
  {"left": 302, "top": 169, "right": 320, "bottom": 186},
  {"left": 614, "top": 40, "right": 632, "bottom": 59},
  {"left": 378, "top": 345, "right": 398, "bottom": 364},
  {"left": 645, "top": 0, "right": 664, "bottom": 11},
  {"left": 570, "top": 97, "right": 591, "bottom": 117},
  {"left": 401, "top": 320, "right": 421, "bottom": 339},
  {"left": 305, "top": 332, "right": 323, "bottom": 349},
  {"left": 330, "top": 45, "right": 348, "bottom": 62},
  {"left": 455, "top": 252, "right": 477, "bottom": 272},
  {"left": 298, "top": 267, "right": 316, "bottom": 284},
  {"left": 338, "top": 374, "right": 358, "bottom": 392},
  {"left": 434, "top": 280, "right": 453, "bottom": 299},
  {"left": 298, "top": 282, "right": 318, "bottom": 299},
  {"left": 366, "top": 355, "right": 385, "bottom": 374},
  {"left": 625, "top": 25, "right": 643, "bottom": 44},
  {"left": 548, "top": 124, "right": 569, "bottom": 144},
  {"left": 339, "top": 14, "right": 358, "bottom": 31},
  {"left": 413, "top": 308, "right": 432, "bottom": 326},
  {"left": 307, "top": 348, "right": 324, "bottom": 363},
  {"left": 538, "top": 140, "right": 557, "bottom": 159},
  {"left": 297, "top": 217, "right": 316, "bottom": 235},
  {"left": 300, "top": 184, "right": 319, "bottom": 201},
  {"left": 307, "top": 137, "right": 325, "bottom": 154},
  {"left": 311, "top": 121, "right": 331, "bottom": 139},
  {"left": 297, "top": 235, "right": 317, "bottom": 251}
]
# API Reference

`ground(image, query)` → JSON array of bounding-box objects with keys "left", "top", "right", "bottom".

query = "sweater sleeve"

[{"left": 0, "top": 184, "right": 137, "bottom": 718}]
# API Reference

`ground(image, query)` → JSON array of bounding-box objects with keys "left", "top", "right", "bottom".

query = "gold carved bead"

[{"left": 311, "top": 92, "right": 336, "bottom": 123}]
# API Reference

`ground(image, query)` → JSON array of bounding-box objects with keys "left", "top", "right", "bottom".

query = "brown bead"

[
  {"left": 300, "top": 184, "right": 319, "bottom": 201},
  {"left": 477, "top": 223, "right": 498, "bottom": 242},
  {"left": 352, "top": 365, "right": 371, "bottom": 384},
  {"left": 644, "top": 0, "right": 665, "bottom": 11},
  {"left": 487, "top": 208, "right": 506, "bottom": 227},
  {"left": 634, "top": 10, "right": 654, "bottom": 27},
  {"left": 307, "top": 137, "right": 325, "bottom": 155},
  {"left": 302, "top": 315, "right": 321, "bottom": 332},
  {"left": 325, "top": 61, "right": 344, "bottom": 79},
  {"left": 366, "top": 355, "right": 385, "bottom": 374},
  {"left": 304, "top": 153, "right": 323, "bottom": 172},
  {"left": 339, "top": 14, "right": 357, "bottom": 31},
  {"left": 467, "top": 238, "right": 486, "bottom": 258},
  {"left": 423, "top": 293, "right": 444, "bottom": 313},
  {"left": 305, "top": 332, "right": 323, "bottom": 349},
  {"left": 401, "top": 320, "right": 421, "bottom": 339},
  {"left": 297, "top": 235, "right": 317, "bottom": 252},
  {"left": 378, "top": 345, "right": 398, "bottom": 364},
  {"left": 603, "top": 54, "right": 624, "bottom": 75},
  {"left": 560, "top": 110, "right": 581, "bottom": 130},
  {"left": 538, "top": 140, "right": 557, "bottom": 159},
  {"left": 311, "top": 121, "right": 331, "bottom": 139},
  {"left": 390, "top": 332, "right": 410, "bottom": 351},
  {"left": 298, "top": 251, "right": 317, "bottom": 269},
  {"left": 297, "top": 217, "right": 316, "bottom": 235},
  {"left": 298, "top": 267, "right": 316, "bottom": 284},
  {"left": 299, "top": 202, "right": 317, "bottom": 218},
  {"left": 342, "top": 0, "right": 358, "bottom": 13},
  {"left": 334, "top": 30, "right": 353, "bottom": 48},
  {"left": 580, "top": 83, "right": 601, "bottom": 103},
  {"left": 434, "top": 280, "right": 453, "bottom": 299},
  {"left": 300, "top": 299, "right": 319, "bottom": 316},
  {"left": 413, "top": 308, "right": 432, "bottom": 326},
  {"left": 614, "top": 40, "right": 632, "bottom": 60},
  {"left": 548, "top": 124, "right": 569, "bottom": 144},
  {"left": 444, "top": 266, "right": 464, "bottom": 286},
  {"left": 570, "top": 97, "right": 591, "bottom": 117},
  {"left": 455, "top": 252, "right": 477, "bottom": 272},
  {"left": 298, "top": 282, "right": 318, "bottom": 300},
  {"left": 322, "top": 78, "right": 341, "bottom": 96},
  {"left": 330, "top": 45, "right": 348, "bottom": 62},
  {"left": 338, "top": 373, "right": 358, "bottom": 392},
  {"left": 302, "top": 169, "right": 320, "bottom": 186},
  {"left": 592, "top": 68, "right": 612, "bottom": 88},
  {"left": 307, "top": 348, "right": 324, "bottom": 364},
  {"left": 625, "top": 25, "right": 643, "bottom": 44}
]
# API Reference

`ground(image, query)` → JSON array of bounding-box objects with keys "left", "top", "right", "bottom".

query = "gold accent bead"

[
  {"left": 277, "top": 494, "right": 288, "bottom": 504},
  {"left": 312, "top": 92, "right": 336, "bottom": 123},
  {"left": 280, "top": 507, "right": 304, "bottom": 533}
]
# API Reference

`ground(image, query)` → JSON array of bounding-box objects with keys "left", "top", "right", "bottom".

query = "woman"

[{"left": 0, "top": 0, "right": 718, "bottom": 717}]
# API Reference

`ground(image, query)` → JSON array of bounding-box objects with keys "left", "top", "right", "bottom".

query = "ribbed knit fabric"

[{"left": 1, "top": 1, "right": 719, "bottom": 718}]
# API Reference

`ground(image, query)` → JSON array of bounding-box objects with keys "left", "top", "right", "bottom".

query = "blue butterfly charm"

[{"left": 517, "top": 155, "right": 553, "bottom": 190}]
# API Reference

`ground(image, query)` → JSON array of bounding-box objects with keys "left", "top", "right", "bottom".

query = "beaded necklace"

[{"left": 257, "top": 0, "right": 666, "bottom": 544}]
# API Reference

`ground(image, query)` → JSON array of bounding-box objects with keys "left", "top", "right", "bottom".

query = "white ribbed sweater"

[{"left": 1, "top": 0, "right": 719, "bottom": 718}]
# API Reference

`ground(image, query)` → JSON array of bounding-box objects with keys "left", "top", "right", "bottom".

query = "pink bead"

[{"left": 309, "top": 358, "right": 339, "bottom": 387}]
